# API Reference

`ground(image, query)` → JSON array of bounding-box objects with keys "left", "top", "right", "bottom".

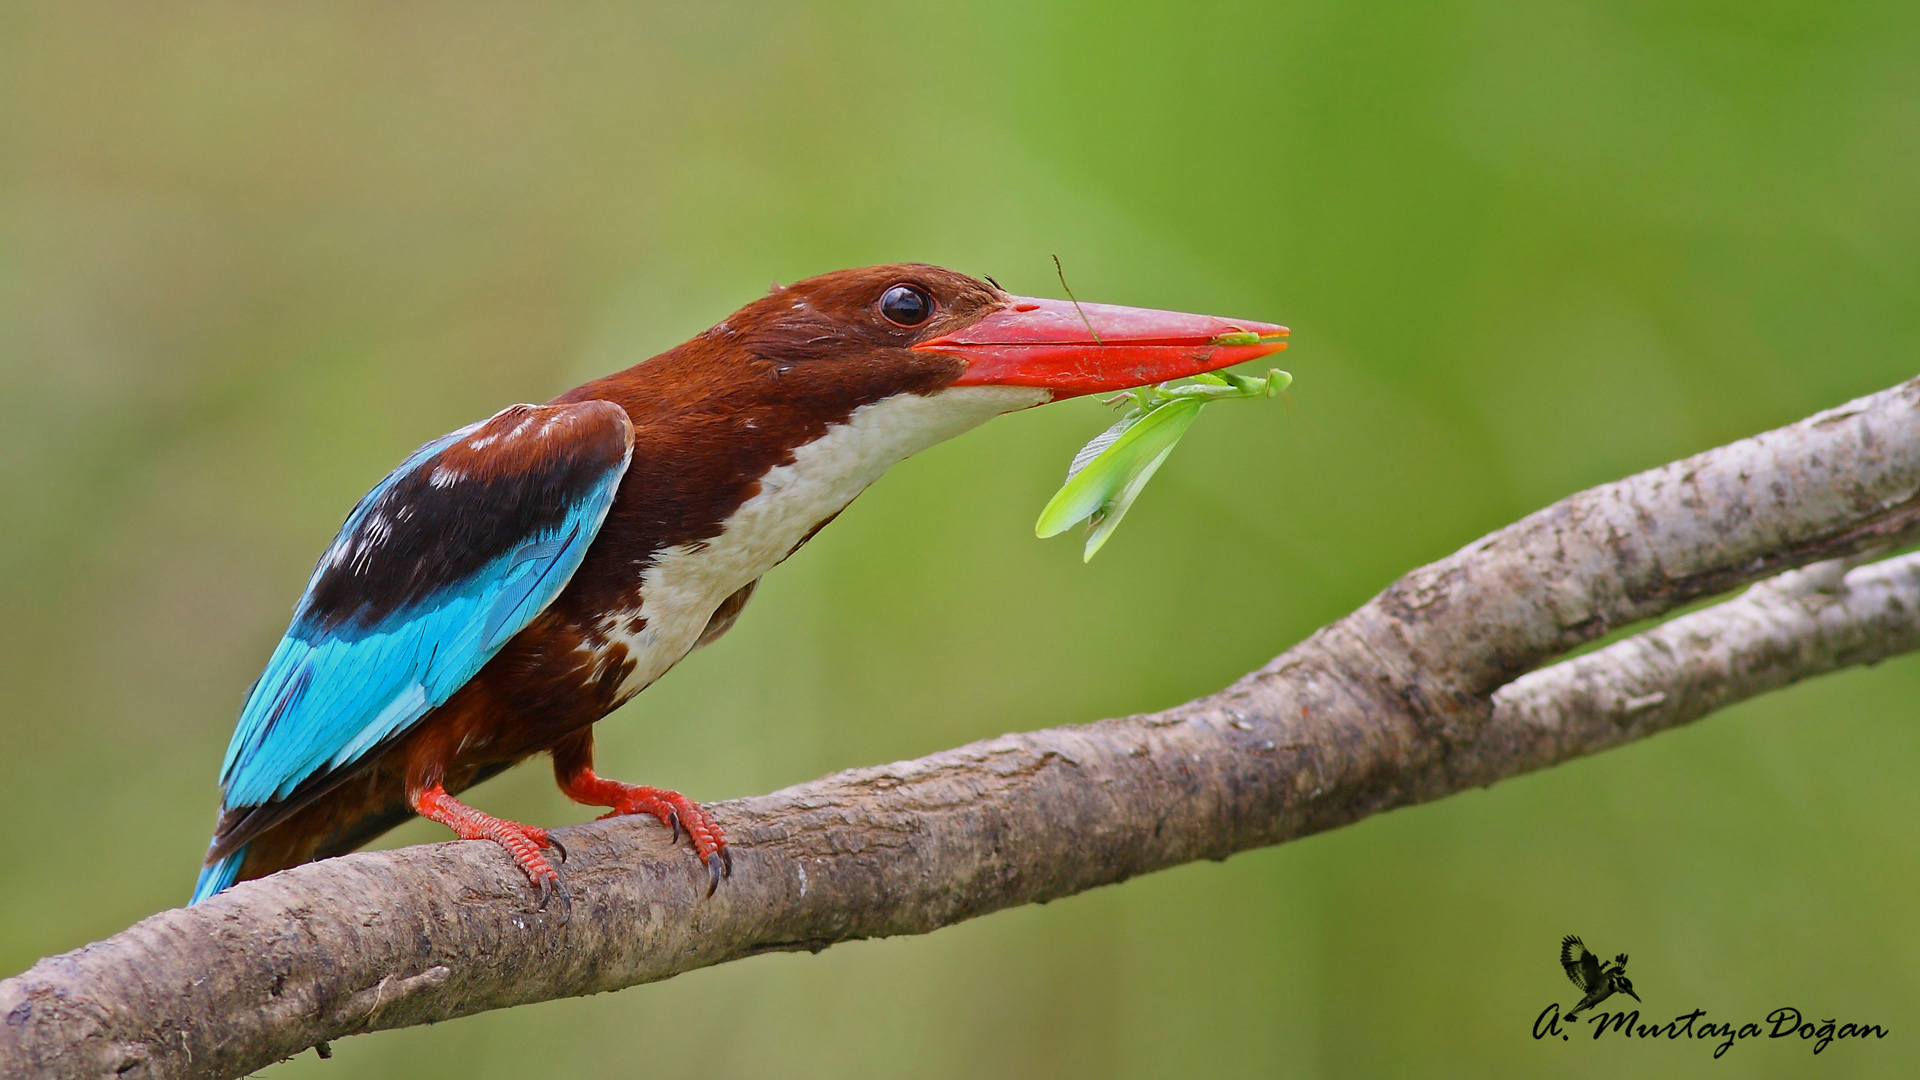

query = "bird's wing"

[
  {"left": 1560, "top": 936, "right": 1594, "bottom": 990},
  {"left": 214, "top": 400, "right": 633, "bottom": 820}
]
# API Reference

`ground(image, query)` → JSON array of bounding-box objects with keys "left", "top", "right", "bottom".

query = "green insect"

[{"left": 1036, "top": 363, "right": 1291, "bottom": 561}]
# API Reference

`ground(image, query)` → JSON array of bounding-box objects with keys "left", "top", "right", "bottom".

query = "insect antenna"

[{"left": 1051, "top": 254, "right": 1103, "bottom": 346}]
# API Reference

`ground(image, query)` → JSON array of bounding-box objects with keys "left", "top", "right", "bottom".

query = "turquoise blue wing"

[{"left": 192, "top": 400, "right": 632, "bottom": 902}]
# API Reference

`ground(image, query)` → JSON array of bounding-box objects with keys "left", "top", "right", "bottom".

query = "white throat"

[{"left": 602, "top": 384, "right": 1048, "bottom": 697}]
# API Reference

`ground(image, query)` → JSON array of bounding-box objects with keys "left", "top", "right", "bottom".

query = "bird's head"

[
  {"left": 1614, "top": 975, "right": 1639, "bottom": 1001},
  {"left": 604, "top": 263, "right": 1286, "bottom": 426}
]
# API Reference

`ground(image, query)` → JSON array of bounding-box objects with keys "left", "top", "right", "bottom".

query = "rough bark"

[
  {"left": 3, "top": 377, "right": 1919, "bottom": 1080},
  {"left": 1484, "top": 550, "right": 1920, "bottom": 777}
]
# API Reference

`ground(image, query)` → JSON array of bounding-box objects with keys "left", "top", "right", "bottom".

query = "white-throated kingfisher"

[{"left": 192, "top": 264, "right": 1287, "bottom": 907}]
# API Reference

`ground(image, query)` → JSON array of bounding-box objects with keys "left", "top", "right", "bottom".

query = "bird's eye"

[{"left": 880, "top": 284, "right": 933, "bottom": 327}]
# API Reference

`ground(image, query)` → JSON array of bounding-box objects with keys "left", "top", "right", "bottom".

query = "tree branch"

[
  {"left": 1483, "top": 550, "right": 1920, "bottom": 779},
  {"left": 5, "top": 378, "right": 1919, "bottom": 1080}
]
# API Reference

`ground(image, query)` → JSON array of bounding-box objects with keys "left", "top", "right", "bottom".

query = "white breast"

[{"left": 599, "top": 384, "right": 1048, "bottom": 700}]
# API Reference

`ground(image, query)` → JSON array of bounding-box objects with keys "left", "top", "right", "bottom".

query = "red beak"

[{"left": 913, "top": 296, "right": 1288, "bottom": 399}]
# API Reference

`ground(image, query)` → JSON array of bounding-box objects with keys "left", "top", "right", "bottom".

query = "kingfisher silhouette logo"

[
  {"left": 1533, "top": 934, "right": 1890, "bottom": 1059},
  {"left": 1559, "top": 935, "right": 1638, "bottom": 1019}
]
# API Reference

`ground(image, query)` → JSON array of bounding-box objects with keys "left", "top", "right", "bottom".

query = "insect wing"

[
  {"left": 1035, "top": 397, "right": 1205, "bottom": 543},
  {"left": 1081, "top": 433, "right": 1182, "bottom": 561}
]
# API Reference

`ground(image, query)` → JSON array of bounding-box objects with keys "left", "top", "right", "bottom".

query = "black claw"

[
  {"left": 536, "top": 873, "right": 571, "bottom": 916},
  {"left": 721, "top": 846, "right": 733, "bottom": 878},
  {"left": 547, "top": 834, "right": 569, "bottom": 865},
  {"left": 706, "top": 854, "right": 722, "bottom": 898},
  {"left": 667, "top": 810, "right": 683, "bottom": 846}
]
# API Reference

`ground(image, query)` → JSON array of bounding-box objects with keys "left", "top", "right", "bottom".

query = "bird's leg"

[
  {"left": 410, "top": 783, "right": 567, "bottom": 910},
  {"left": 551, "top": 730, "right": 731, "bottom": 895}
]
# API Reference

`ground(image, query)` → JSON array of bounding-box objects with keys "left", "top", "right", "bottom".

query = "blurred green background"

[{"left": 3, "top": 1, "right": 1917, "bottom": 1076}]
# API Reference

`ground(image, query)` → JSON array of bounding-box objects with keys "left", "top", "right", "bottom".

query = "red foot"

[
  {"left": 561, "top": 771, "right": 731, "bottom": 896},
  {"left": 413, "top": 784, "right": 569, "bottom": 910}
]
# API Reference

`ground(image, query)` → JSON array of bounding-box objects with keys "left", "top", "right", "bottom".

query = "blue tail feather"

[{"left": 190, "top": 846, "right": 246, "bottom": 905}]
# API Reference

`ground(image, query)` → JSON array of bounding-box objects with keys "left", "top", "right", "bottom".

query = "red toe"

[
  {"left": 603, "top": 787, "right": 729, "bottom": 868},
  {"left": 412, "top": 783, "right": 565, "bottom": 896},
  {"left": 554, "top": 757, "right": 731, "bottom": 891}
]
